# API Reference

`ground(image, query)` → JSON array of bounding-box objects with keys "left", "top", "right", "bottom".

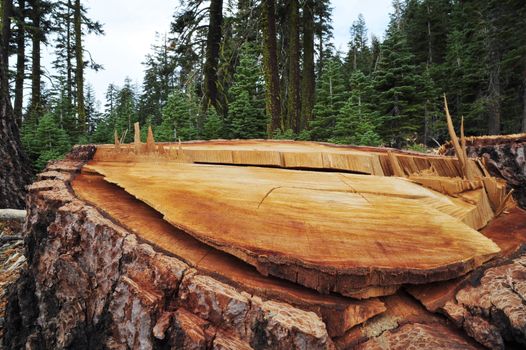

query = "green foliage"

[
  {"left": 228, "top": 44, "right": 267, "bottom": 139},
  {"left": 157, "top": 90, "right": 199, "bottom": 141},
  {"left": 332, "top": 71, "right": 383, "bottom": 146},
  {"left": 22, "top": 114, "right": 71, "bottom": 171},
  {"left": 310, "top": 56, "right": 348, "bottom": 141},
  {"left": 202, "top": 108, "right": 224, "bottom": 140}
]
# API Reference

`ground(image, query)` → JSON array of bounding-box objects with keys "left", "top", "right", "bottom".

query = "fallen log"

[{"left": 0, "top": 209, "right": 26, "bottom": 221}]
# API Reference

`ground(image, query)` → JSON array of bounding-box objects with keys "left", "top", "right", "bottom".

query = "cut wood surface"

[
  {"left": 94, "top": 139, "right": 483, "bottom": 178},
  {"left": 84, "top": 155, "right": 500, "bottom": 295},
  {"left": 72, "top": 173, "right": 386, "bottom": 336},
  {"left": 406, "top": 207, "right": 526, "bottom": 312}
]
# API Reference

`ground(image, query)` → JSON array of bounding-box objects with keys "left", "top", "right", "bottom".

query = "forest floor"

[{"left": 0, "top": 219, "right": 25, "bottom": 339}]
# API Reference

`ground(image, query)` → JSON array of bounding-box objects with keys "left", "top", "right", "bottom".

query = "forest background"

[{"left": 1, "top": 0, "right": 525, "bottom": 171}]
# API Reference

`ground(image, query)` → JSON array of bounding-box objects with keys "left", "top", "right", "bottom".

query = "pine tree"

[
  {"left": 228, "top": 44, "right": 266, "bottom": 139},
  {"left": 373, "top": 20, "right": 425, "bottom": 146},
  {"left": 157, "top": 90, "right": 198, "bottom": 141},
  {"left": 309, "top": 55, "right": 348, "bottom": 141},
  {"left": 332, "top": 71, "right": 382, "bottom": 146}
]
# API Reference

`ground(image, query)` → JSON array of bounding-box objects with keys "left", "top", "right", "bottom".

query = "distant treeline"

[{"left": 2, "top": 0, "right": 525, "bottom": 170}]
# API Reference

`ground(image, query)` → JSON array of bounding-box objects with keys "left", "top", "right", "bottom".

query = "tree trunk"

[
  {"left": 1, "top": 0, "right": 12, "bottom": 68},
  {"left": 66, "top": 0, "right": 72, "bottom": 108},
  {"left": 287, "top": 0, "right": 300, "bottom": 133},
  {"left": 0, "top": 7, "right": 32, "bottom": 209},
  {"left": 13, "top": 0, "right": 25, "bottom": 125},
  {"left": 522, "top": 73, "right": 526, "bottom": 133},
  {"left": 202, "top": 0, "right": 222, "bottom": 115},
  {"left": 74, "top": 0, "right": 86, "bottom": 134},
  {"left": 300, "top": 0, "right": 315, "bottom": 131},
  {"left": 262, "top": 0, "right": 281, "bottom": 135},
  {"left": 29, "top": 0, "right": 41, "bottom": 117}
]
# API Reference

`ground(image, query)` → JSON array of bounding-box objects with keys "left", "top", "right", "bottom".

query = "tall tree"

[
  {"left": 202, "top": 0, "right": 223, "bottom": 114},
  {"left": 74, "top": 0, "right": 86, "bottom": 133},
  {"left": 261, "top": 0, "right": 281, "bottom": 134},
  {"left": 286, "top": 0, "right": 300, "bottom": 132},
  {"left": 300, "top": 0, "right": 315, "bottom": 130},
  {"left": 28, "top": 0, "right": 43, "bottom": 117},
  {"left": 0, "top": 1, "right": 32, "bottom": 208},
  {"left": 1, "top": 0, "right": 11, "bottom": 68},
  {"left": 13, "top": 0, "right": 26, "bottom": 124}
]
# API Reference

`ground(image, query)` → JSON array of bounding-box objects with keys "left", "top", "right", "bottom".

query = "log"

[
  {"left": 72, "top": 173, "right": 386, "bottom": 336},
  {"left": 0, "top": 209, "right": 26, "bottom": 221},
  {"left": 84, "top": 155, "right": 500, "bottom": 296}
]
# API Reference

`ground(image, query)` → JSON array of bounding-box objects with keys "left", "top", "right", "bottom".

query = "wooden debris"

[
  {"left": 0, "top": 209, "right": 26, "bottom": 221},
  {"left": 114, "top": 130, "right": 120, "bottom": 149},
  {"left": 146, "top": 126, "right": 155, "bottom": 153}
]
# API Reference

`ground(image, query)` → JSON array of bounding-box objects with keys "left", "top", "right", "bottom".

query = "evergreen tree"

[
  {"left": 309, "top": 55, "right": 348, "bottom": 141},
  {"left": 228, "top": 44, "right": 266, "bottom": 139},
  {"left": 157, "top": 90, "right": 199, "bottom": 141},
  {"left": 332, "top": 71, "right": 382, "bottom": 146},
  {"left": 373, "top": 19, "right": 427, "bottom": 146}
]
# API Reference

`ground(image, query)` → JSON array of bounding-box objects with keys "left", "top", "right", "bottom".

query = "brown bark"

[
  {"left": 13, "top": 0, "right": 25, "bottom": 125},
  {"left": 0, "top": 7, "right": 32, "bottom": 209},
  {"left": 74, "top": 0, "right": 86, "bottom": 133},
  {"left": 202, "top": 0, "right": 222, "bottom": 116},
  {"left": 29, "top": 0, "right": 41, "bottom": 116},
  {"left": 300, "top": 0, "right": 315, "bottom": 131},
  {"left": 522, "top": 73, "right": 526, "bottom": 132},
  {"left": 1, "top": 0, "right": 12, "bottom": 68},
  {"left": 262, "top": 0, "right": 282, "bottom": 135},
  {"left": 286, "top": 0, "right": 300, "bottom": 133}
]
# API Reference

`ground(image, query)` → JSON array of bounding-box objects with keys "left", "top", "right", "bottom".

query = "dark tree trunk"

[
  {"left": 13, "top": 0, "right": 25, "bottom": 125},
  {"left": 66, "top": 0, "right": 72, "bottom": 107},
  {"left": 522, "top": 73, "right": 526, "bottom": 133},
  {"left": 1, "top": 0, "right": 12, "bottom": 68},
  {"left": 74, "top": 0, "right": 85, "bottom": 134},
  {"left": 202, "top": 0, "right": 223, "bottom": 116},
  {"left": 262, "top": 0, "right": 281, "bottom": 135},
  {"left": 29, "top": 0, "right": 41, "bottom": 117},
  {"left": 286, "top": 0, "right": 300, "bottom": 133},
  {"left": 300, "top": 0, "right": 315, "bottom": 131},
  {"left": 0, "top": 6, "right": 32, "bottom": 209}
]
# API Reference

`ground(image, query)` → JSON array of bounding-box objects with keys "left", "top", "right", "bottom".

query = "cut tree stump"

[{"left": 84, "top": 140, "right": 501, "bottom": 297}]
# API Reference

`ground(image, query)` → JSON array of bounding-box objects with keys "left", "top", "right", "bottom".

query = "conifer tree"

[
  {"left": 157, "top": 90, "right": 199, "bottom": 141},
  {"left": 332, "top": 71, "right": 382, "bottom": 146},
  {"left": 309, "top": 56, "right": 348, "bottom": 141},
  {"left": 228, "top": 44, "right": 266, "bottom": 139}
]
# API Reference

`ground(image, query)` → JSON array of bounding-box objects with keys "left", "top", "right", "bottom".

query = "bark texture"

[
  {"left": 286, "top": 0, "right": 301, "bottom": 133},
  {"left": 74, "top": 0, "right": 85, "bottom": 133},
  {"left": 0, "top": 12, "right": 32, "bottom": 209},
  {"left": 4, "top": 146, "right": 334, "bottom": 350},
  {"left": 202, "top": 0, "right": 223, "bottom": 114}
]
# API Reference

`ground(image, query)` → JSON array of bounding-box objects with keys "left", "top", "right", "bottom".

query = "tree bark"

[
  {"left": 202, "top": 0, "right": 222, "bottom": 115},
  {"left": 261, "top": 0, "right": 281, "bottom": 135},
  {"left": 74, "top": 0, "right": 86, "bottom": 134},
  {"left": 29, "top": 0, "right": 41, "bottom": 117},
  {"left": 66, "top": 0, "right": 72, "bottom": 108},
  {"left": 300, "top": 0, "right": 315, "bottom": 131},
  {"left": 0, "top": 5, "right": 32, "bottom": 209},
  {"left": 522, "top": 72, "right": 526, "bottom": 133},
  {"left": 13, "top": 0, "right": 25, "bottom": 125},
  {"left": 1, "top": 0, "right": 12, "bottom": 68},
  {"left": 287, "top": 0, "right": 300, "bottom": 133}
]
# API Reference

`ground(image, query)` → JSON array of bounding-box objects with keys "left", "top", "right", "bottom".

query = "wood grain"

[{"left": 84, "top": 157, "right": 500, "bottom": 295}]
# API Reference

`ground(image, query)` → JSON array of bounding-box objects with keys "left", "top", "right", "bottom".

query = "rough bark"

[
  {"left": 261, "top": 0, "right": 282, "bottom": 135},
  {"left": 1, "top": 0, "right": 12, "bottom": 68},
  {"left": 202, "top": 0, "right": 222, "bottom": 115},
  {"left": 286, "top": 0, "right": 301, "bottom": 133},
  {"left": 13, "top": 0, "right": 25, "bottom": 125},
  {"left": 74, "top": 0, "right": 85, "bottom": 133},
  {"left": 29, "top": 0, "right": 41, "bottom": 116},
  {"left": 300, "top": 0, "right": 315, "bottom": 131},
  {"left": 0, "top": 7, "right": 32, "bottom": 209}
]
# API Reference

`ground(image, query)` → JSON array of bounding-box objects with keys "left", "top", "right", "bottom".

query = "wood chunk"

[
  {"left": 407, "top": 207, "right": 526, "bottom": 312},
  {"left": 84, "top": 159, "right": 500, "bottom": 295},
  {"left": 72, "top": 173, "right": 386, "bottom": 337},
  {"left": 354, "top": 323, "right": 482, "bottom": 350}
]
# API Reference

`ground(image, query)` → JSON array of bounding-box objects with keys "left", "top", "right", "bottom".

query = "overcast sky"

[{"left": 56, "top": 0, "right": 393, "bottom": 105}]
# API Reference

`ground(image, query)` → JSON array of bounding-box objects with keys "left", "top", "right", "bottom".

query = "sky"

[{"left": 58, "top": 0, "right": 393, "bottom": 105}]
